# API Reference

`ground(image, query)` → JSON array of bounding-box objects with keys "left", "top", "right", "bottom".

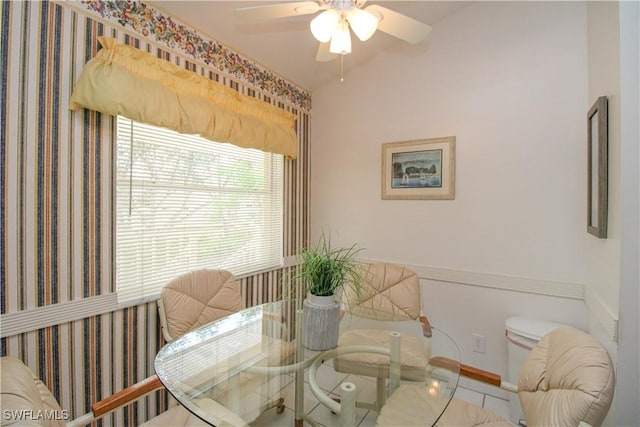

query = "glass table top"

[
  {"left": 155, "top": 300, "right": 308, "bottom": 426},
  {"left": 155, "top": 299, "right": 461, "bottom": 426}
]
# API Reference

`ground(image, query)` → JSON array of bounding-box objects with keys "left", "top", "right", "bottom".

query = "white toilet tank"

[{"left": 505, "top": 316, "right": 569, "bottom": 426}]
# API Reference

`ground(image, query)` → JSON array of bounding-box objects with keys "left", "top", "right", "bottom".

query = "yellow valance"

[{"left": 69, "top": 37, "right": 297, "bottom": 158}]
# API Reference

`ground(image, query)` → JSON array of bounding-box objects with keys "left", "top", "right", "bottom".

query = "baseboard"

[{"left": 457, "top": 377, "right": 510, "bottom": 401}]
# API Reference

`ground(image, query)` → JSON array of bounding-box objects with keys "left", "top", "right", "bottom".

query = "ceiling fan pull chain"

[{"left": 340, "top": 55, "right": 344, "bottom": 83}]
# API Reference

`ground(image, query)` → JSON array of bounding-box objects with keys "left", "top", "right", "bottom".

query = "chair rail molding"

[
  {"left": 0, "top": 293, "right": 118, "bottom": 338},
  {"left": 0, "top": 257, "right": 301, "bottom": 338},
  {"left": 2, "top": 258, "right": 617, "bottom": 344},
  {"left": 584, "top": 286, "right": 619, "bottom": 342},
  {"left": 401, "top": 262, "right": 584, "bottom": 300},
  {"left": 399, "top": 260, "right": 619, "bottom": 343}
]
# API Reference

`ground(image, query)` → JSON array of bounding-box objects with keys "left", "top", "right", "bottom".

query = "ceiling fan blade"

[
  {"left": 316, "top": 42, "right": 337, "bottom": 62},
  {"left": 365, "top": 5, "right": 432, "bottom": 44},
  {"left": 235, "top": 1, "right": 322, "bottom": 22}
]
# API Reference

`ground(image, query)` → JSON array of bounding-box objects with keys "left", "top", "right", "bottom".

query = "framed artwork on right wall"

[{"left": 587, "top": 96, "right": 608, "bottom": 238}]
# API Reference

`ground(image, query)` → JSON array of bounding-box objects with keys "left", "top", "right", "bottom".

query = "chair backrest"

[
  {"left": 518, "top": 327, "right": 615, "bottom": 427},
  {"left": 342, "top": 262, "right": 421, "bottom": 321},
  {"left": 0, "top": 356, "right": 66, "bottom": 427},
  {"left": 158, "top": 269, "right": 244, "bottom": 342}
]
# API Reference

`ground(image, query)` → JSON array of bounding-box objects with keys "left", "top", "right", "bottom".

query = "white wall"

[
  {"left": 311, "top": 1, "right": 591, "bottom": 371},
  {"left": 585, "top": 0, "right": 621, "bottom": 359},
  {"left": 312, "top": 1, "right": 589, "bottom": 282}
]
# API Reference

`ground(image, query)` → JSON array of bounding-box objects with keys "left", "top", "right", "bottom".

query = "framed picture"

[
  {"left": 381, "top": 136, "right": 455, "bottom": 200},
  {"left": 587, "top": 96, "right": 608, "bottom": 238}
]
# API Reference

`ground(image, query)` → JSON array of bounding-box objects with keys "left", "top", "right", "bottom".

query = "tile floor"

[{"left": 252, "top": 355, "right": 511, "bottom": 427}]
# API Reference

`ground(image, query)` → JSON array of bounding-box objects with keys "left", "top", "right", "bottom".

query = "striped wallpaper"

[{"left": 0, "top": 1, "right": 310, "bottom": 425}]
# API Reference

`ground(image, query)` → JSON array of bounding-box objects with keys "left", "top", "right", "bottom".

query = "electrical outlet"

[{"left": 472, "top": 333, "right": 486, "bottom": 353}]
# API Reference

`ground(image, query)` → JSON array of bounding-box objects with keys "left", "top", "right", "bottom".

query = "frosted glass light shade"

[
  {"left": 347, "top": 9, "right": 378, "bottom": 41},
  {"left": 310, "top": 9, "right": 339, "bottom": 43},
  {"left": 329, "top": 22, "right": 351, "bottom": 55}
]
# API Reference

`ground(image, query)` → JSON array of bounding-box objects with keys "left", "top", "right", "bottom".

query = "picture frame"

[
  {"left": 587, "top": 96, "right": 608, "bottom": 238},
  {"left": 381, "top": 136, "right": 455, "bottom": 200}
]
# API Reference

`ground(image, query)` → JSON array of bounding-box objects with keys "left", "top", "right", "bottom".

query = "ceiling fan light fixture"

[
  {"left": 329, "top": 20, "right": 351, "bottom": 55},
  {"left": 310, "top": 9, "right": 339, "bottom": 43},
  {"left": 347, "top": 8, "right": 378, "bottom": 41}
]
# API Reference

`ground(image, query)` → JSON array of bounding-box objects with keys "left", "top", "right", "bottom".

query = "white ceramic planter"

[{"left": 303, "top": 293, "right": 340, "bottom": 350}]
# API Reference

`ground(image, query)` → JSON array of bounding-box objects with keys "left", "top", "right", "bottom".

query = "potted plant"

[{"left": 295, "top": 232, "right": 363, "bottom": 350}]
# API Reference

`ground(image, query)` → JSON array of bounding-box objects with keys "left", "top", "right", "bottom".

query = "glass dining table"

[{"left": 154, "top": 299, "right": 460, "bottom": 427}]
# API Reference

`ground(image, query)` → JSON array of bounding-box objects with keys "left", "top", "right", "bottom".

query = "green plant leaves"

[{"left": 296, "top": 233, "right": 363, "bottom": 297}]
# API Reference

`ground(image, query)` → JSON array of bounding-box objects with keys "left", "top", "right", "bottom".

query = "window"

[{"left": 116, "top": 117, "right": 284, "bottom": 303}]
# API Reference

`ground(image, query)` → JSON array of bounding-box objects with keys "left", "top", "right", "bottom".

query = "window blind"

[{"left": 116, "top": 117, "right": 284, "bottom": 303}]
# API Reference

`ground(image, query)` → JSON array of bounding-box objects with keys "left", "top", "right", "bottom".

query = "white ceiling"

[{"left": 149, "top": 1, "right": 470, "bottom": 91}]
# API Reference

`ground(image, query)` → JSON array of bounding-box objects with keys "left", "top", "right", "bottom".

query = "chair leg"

[
  {"left": 260, "top": 396, "right": 285, "bottom": 414},
  {"left": 227, "top": 373, "right": 241, "bottom": 413},
  {"left": 335, "top": 377, "right": 387, "bottom": 412},
  {"left": 375, "top": 377, "right": 386, "bottom": 411},
  {"left": 340, "top": 382, "right": 357, "bottom": 427}
]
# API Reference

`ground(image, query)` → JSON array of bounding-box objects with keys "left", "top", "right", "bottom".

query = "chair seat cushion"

[
  {"left": 164, "top": 338, "right": 294, "bottom": 423},
  {"left": 140, "top": 399, "right": 249, "bottom": 427},
  {"left": 333, "top": 329, "right": 428, "bottom": 380},
  {"left": 377, "top": 385, "right": 512, "bottom": 427},
  {"left": 437, "top": 399, "right": 513, "bottom": 427}
]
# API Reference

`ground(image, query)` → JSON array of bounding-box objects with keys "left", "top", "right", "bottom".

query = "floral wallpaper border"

[{"left": 80, "top": 0, "right": 311, "bottom": 111}]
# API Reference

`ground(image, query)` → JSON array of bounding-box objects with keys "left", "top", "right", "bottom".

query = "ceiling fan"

[{"left": 235, "top": 1, "right": 432, "bottom": 62}]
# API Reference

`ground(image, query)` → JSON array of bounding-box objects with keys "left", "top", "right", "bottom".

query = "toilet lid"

[{"left": 505, "top": 316, "right": 569, "bottom": 340}]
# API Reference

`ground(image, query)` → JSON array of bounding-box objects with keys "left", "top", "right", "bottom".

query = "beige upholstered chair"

[
  {"left": 0, "top": 356, "right": 226, "bottom": 427},
  {"left": 334, "top": 262, "right": 432, "bottom": 411},
  {"left": 157, "top": 269, "right": 245, "bottom": 343},
  {"left": 377, "top": 327, "right": 615, "bottom": 427},
  {"left": 156, "top": 269, "right": 287, "bottom": 421}
]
